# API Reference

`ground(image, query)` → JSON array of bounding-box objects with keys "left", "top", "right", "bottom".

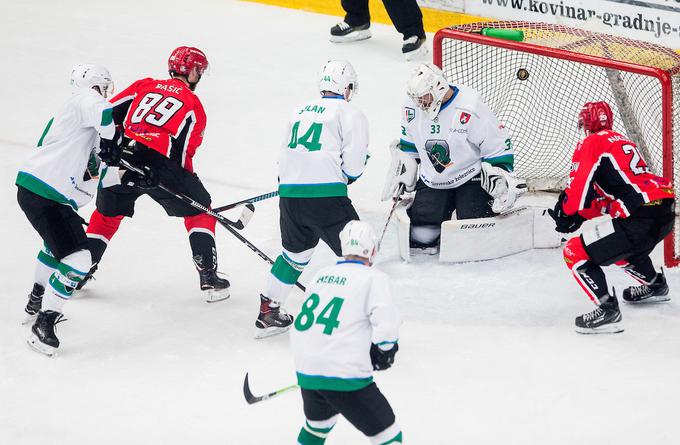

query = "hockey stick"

[
  {"left": 376, "top": 185, "right": 405, "bottom": 253},
  {"left": 243, "top": 373, "right": 299, "bottom": 404},
  {"left": 213, "top": 191, "right": 279, "bottom": 213},
  {"left": 119, "top": 160, "right": 254, "bottom": 230}
]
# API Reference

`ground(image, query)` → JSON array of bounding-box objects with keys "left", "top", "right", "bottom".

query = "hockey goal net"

[{"left": 434, "top": 21, "right": 680, "bottom": 267}]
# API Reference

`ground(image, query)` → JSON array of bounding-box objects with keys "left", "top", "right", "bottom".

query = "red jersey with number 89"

[
  {"left": 562, "top": 129, "right": 674, "bottom": 219},
  {"left": 109, "top": 77, "right": 206, "bottom": 172}
]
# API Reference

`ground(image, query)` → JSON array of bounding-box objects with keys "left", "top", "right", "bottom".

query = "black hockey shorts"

[
  {"left": 279, "top": 196, "right": 359, "bottom": 256},
  {"left": 301, "top": 383, "right": 396, "bottom": 437},
  {"left": 17, "top": 186, "right": 89, "bottom": 261},
  {"left": 582, "top": 198, "right": 675, "bottom": 266},
  {"left": 97, "top": 147, "right": 211, "bottom": 218},
  {"left": 408, "top": 174, "right": 494, "bottom": 226}
]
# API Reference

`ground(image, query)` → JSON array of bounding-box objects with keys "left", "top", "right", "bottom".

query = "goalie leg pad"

[{"left": 439, "top": 207, "right": 533, "bottom": 262}]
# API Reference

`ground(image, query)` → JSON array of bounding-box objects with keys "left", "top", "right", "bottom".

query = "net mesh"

[{"left": 440, "top": 21, "right": 680, "bottom": 191}]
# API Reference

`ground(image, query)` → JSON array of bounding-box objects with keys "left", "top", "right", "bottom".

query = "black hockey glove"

[
  {"left": 121, "top": 165, "right": 159, "bottom": 189},
  {"left": 370, "top": 343, "right": 399, "bottom": 371},
  {"left": 98, "top": 126, "right": 124, "bottom": 166},
  {"left": 548, "top": 193, "right": 584, "bottom": 233}
]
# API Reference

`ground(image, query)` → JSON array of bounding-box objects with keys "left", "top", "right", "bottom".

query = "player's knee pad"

[
  {"left": 368, "top": 422, "right": 402, "bottom": 444},
  {"left": 86, "top": 211, "right": 124, "bottom": 242},
  {"left": 49, "top": 249, "right": 91, "bottom": 298},
  {"left": 298, "top": 416, "right": 339, "bottom": 445},
  {"left": 184, "top": 213, "right": 216, "bottom": 236},
  {"left": 563, "top": 236, "right": 590, "bottom": 271},
  {"left": 271, "top": 248, "right": 313, "bottom": 285},
  {"left": 410, "top": 225, "right": 440, "bottom": 245}
]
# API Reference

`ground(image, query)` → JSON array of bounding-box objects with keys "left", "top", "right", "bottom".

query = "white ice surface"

[{"left": 1, "top": 1, "right": 680, "bottom": 444}]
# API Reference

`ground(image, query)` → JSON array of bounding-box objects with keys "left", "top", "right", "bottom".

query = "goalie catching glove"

[
  {"left": 480, "top": 162, "right": 527, "bottom": 213},
  {"left": 381, "top": 139, "right": 418, "bottom": 201}
]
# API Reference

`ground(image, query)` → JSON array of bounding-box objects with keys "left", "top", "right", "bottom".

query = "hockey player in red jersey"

[
  {"left": 83, "top": 46, "right": 231, "bottom": 302},
  {"left": 549, "top": 101, "right": 675, "bottom": 334}
]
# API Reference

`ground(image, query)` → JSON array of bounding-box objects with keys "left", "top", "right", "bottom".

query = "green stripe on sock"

[
  {"left": 37, "top": 250, "right": 59, "bottom": 268},
  {"left": 305, "top": 421, "right": 334, "bottom": 434},
  {"left": 297, "top": 427, "right": 326, "bottom": 445},
  {"left": 271, "top": 255, "right": 303, "bottom": 285},
  {"left": 49, "top": 274, "right": 72, "bottom": 298},
  {"left": 380, "top": 432, "right": 403, "bottom": 444},
  {"left": 57, "top": 262, "right": 88, "bottom": 280}
]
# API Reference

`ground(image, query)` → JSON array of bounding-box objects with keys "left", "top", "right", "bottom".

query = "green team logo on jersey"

[{"left": 425, "top": 139, "right": 453, "bottom": 173}]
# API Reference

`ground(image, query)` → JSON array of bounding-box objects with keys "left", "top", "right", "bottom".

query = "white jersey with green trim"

[
  {"left": 278, "top": 95, "right": 369, "bottom": 198},
  {"left": 399, "top": 84, "right": 514, "bottom": 189},
  {"left": 290, "top": 260, "right": 400, "bottom": 391},
  {"left": 16, "top": 88, "right": 118, "bottom": 209}
]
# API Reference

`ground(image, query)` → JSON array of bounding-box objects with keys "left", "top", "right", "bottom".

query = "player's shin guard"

[
  {"left": 266, "top": 248, "right": 313, "bottom": 305},
  {"left": 369, "top": 423, "right": 403, "bottom": 445},
  {"left": 24, "top": 247, "right": 58, "bottom": 323},
  {"left": 185, "top": 214, "right": 229, "bottom": 302},
  {"left": 563, "top": 237, "right": 609, "bottom": 304},
  {"left": 86, "top": 211, "right": 123, "bottom": 263},
  {"left": 297, "top": 416, "right": 338, "bottom": 445}
]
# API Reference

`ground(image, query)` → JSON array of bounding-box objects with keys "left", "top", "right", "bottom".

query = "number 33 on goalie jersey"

[
  {"left": 278, "top": 96, "right": 369, "bottom": 198},
  {"left": 109, "top": 78, "right": 206, "bottom": 172},
  {"left": 290, "top": 261, "right": 401, "bottom": 391}
]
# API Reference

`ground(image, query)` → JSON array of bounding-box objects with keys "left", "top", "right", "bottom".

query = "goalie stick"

[
  {"left": 213, "top": 191, "right": 279, "bottom": 213},
  {"left": 243, "top": 373, "right": 299, "bottom": 405},
  {"left": 376, "top": 184, "right": 405, "bottom": 253},
  {"left": 119, "top": 159, "right": 254, "bottom": 230}
]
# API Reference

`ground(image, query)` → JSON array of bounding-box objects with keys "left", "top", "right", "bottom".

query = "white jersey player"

[
  {"left": 16, "top": 64, "right": 148, "bottom": 355},
  {"left": 383, "top": 62, "right": 524, "bottom": 249},
  {"left": 290, "top": 221, "right": 402, "bottom": 445},
  {"left": 256, "top": 60, "right": 369, "bottom": 338}
]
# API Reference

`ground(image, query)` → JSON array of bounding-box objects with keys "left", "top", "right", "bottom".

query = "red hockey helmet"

[
  {"left": 578, "top": 101, "right": 613, "bottom": 134},
  {"left": 168, "top": 46, "right": 209, "bottom": 77}
]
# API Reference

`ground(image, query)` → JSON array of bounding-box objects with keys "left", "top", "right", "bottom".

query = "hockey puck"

[{"left": 517, "top": 68, "right": 529, "bottom": 81}]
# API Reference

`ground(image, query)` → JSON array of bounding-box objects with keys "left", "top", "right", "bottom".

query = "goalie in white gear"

[
  {"left": 257, "top": 60, "right": 369, "bottom": 338},
  {"left": 290, "top": 221, "right": 402, "bottom": 445},
  {"left": 382, "top": 62, "right": 524, "bottom": 250}
]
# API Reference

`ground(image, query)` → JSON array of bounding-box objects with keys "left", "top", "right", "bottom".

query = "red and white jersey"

[
  {"left": 109, "top": 78, "right": 206, "bottom": 172},
  {"left": 563, "top": 130, "right": 674, "bottom": 219}
]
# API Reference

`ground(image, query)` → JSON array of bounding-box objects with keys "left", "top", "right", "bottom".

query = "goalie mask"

[
  {"left": 578, "top": 101, "right": 613, "bottom": 135},
  {"left": 407, "top": 63, "right": 450, "bottom": 120},
  {"left": 339, "top": 221, "right": 378, "bottom": 263},
  {"left": 318, "top": 60, "right": 358, "bottom": 101},
  {"left": 70, "top": 64, "right": 114, "bottom": 98}
]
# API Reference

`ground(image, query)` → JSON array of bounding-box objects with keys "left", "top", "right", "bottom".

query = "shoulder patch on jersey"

[
  {"left": 404, "top": 107, "right": 415, "bottom": 123},
  {"left": 459, "top": 112, "right": 471, "bottom": 124}
]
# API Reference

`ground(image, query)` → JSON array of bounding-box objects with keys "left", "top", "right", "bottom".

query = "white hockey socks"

[
  {"left": 266, "top": 248, "right": 313, "bottom": 305},
  {"left": 42, "top": 250, "right": 91, "bottom": 313}
]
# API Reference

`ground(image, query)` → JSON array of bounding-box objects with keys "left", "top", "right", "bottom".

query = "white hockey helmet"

[
  {"left": 339, "top": 220, "right": 378, "bottom": 262},
  {"left": 318, "top": 60, "right": 358, "bottom": 101},
  {"left": 406, "top": 63, "right": 450, "bottom": 120},
  {"left": 70, "top": 64, "right": 114, "bottom": 98}
]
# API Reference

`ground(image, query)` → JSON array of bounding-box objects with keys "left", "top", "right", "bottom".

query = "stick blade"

[
  {"left": 229, "top": 203, "right": 255, "bottom": 230},
  {"left": 243, "top": 372, "right": 259, "bottom": 404}
]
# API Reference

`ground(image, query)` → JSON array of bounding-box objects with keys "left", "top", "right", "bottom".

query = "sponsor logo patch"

[
  {"left": 404, "top": 107, "right": 415, "bottom": 123},
  {"left": 459, "top": 112, "right": 471, "bottom": 124}
]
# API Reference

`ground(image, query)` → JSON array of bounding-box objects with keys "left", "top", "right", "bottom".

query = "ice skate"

[
  {"left": 329, "top": 21, "right": 371, "bottom": 43},
  {"left": 255, "top": 295, "right": 293, "bottom": 339},
  {"left": 23, "top": 283, "right": 44, "bottom": 325},
  {"left": 402, "top": 35, "right": 428, "bottom": 61},
  {"left": 28, "top": 310, "right": 65, "bottom": 356},
  {"left": 623, "top": 270, "right": 670, "bottom": 304},
  {"left": 575, "top": 294, "right": 623, "bottom": 334},
  {"left": 199, "top": 269, "right": 231, "bottom": 303}
]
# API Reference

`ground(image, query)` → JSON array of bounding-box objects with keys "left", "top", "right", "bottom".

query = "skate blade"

[
  {"left": 329, "top": 30, "right": 371, "bottom": 43},
  {"left": 404, "top": 45, "right": 429, "bottom": 62},
  {"left": 205, "top": 288, "right": 230, "bottom": 303},
  {"left": 623, "top": 295, "right": 671, "bottom": 304},
  {"left": 254, "top": 325, "right": 291, "bottom": 340},
  {"left": 27, "top": 335, "right": 57, "bottom": 356},
  {"left": 575, "top": 323, "right": 624, "bottom": 334}
]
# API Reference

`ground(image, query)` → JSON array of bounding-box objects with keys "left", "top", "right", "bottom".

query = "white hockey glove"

[
  {"left": 480, "top": 162, "right": 527, "bottom": 213},
  {"left": 381, "top": 140, "right": 419, "bottom": 201}
]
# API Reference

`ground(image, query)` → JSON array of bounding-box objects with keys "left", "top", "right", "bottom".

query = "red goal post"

[{"left": 434, "top": 21, "right": 680, "bottom": 267}]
